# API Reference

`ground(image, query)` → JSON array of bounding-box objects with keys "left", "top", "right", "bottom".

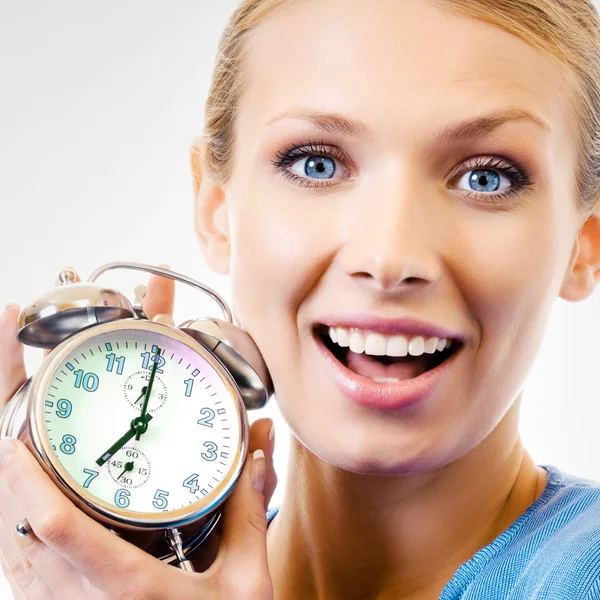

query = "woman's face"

[{"left": 197, "top": 0, "right": 588, "bottom": 474}]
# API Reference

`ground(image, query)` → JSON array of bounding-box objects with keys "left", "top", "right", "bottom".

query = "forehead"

[{"left": 238, "top": 0, "right": 577, "bottom": 149}]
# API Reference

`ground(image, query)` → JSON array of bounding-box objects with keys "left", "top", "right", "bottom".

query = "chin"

[{"left": 288, "top": 416, "right": 453, "bottom": 476}]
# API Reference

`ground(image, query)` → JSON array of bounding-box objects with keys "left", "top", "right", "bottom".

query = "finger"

[
  {"left": 13, "top": 518, "right": 83, "bottom": 599},
  {"left": 142, "top": 264, "right": 175, "bottom": 321},
  {"left": 0, "top": 305, "right": 27, "bottom": 409},
  {"left": 0, "top": 513, "right": 29, "bottom": 600},
  {"left": 0, "top": 489, "right": 55, "bottom": 600},
  {"left": 44, "top": 267, "right": 82, "bottom": 358},
  {"left": 152, "top": 313, "right": 175, "bottom": 326},
  {"left": 211, "top": 418, "right": 275, "bottom": 578},
  {"left": 0, "top": 439, "right": 170, "bottom": 596},
  {"left": 0, "top": 452, "right": 77, "bottom": 599},
  {"left": 263, "top": 420, "right": 277, "bottom": 512}
]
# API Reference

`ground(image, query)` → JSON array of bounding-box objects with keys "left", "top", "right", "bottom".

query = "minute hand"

[{"left": 137, "top": 348, "right": 160, "bottom": 440}]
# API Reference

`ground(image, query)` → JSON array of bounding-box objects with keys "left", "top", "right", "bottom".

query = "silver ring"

[{"left": 15, "top": 519, "right": 32, "bottom": 537}]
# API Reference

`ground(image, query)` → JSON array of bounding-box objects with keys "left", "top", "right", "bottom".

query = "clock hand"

[
  {"left": 97, "top": 354, "right": 161, "bottom": 466},
  {"left": 137, "top": 348, "right": 160, "bottom": 441},
  {"left": 95, "top": 414, "right": 153, "bottom": 467},
  {"left": 133, "top": 386, "right": 148, "bottom": 405},
  {"left": 117, "top": 461, "right": 135, "bottom": 481}
]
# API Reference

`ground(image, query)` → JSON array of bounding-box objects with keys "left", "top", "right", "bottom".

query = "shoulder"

[
  {"left": 266, "top": 505, "right": 279, "bottom": 526},
  {"left": 498, "top": 465, "right": 600, "bottom": 597}
]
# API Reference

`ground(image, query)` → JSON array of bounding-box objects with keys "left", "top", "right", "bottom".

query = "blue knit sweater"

[{"left": 266, "top": 464, "right": 600, "bottom": 598}]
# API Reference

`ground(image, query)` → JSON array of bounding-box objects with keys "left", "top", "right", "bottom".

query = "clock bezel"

[{"left": 27, "top": 318, "right": 248, "bottom": 531}]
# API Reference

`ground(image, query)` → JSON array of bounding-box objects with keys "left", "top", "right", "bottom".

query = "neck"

[{"left": 266, "top": 395, "right": 548, "bottom": 600}]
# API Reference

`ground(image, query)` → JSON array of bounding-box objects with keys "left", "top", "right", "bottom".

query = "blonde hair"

[{"left": 201, "top": 0, "right": 600, "bottom": 214}]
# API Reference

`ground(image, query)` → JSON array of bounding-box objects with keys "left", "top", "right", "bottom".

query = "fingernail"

[
  {"left": 158, "top": 263, "right": 171, "bottom": 270},
  {"left": 251, "top": 449, "right": 266, "bottom": 494},
  {"left": 268, "top": 423, "right": 275, "bottom": 456},
  {"left": 0, "top": 439, "right": 15, "bottom": 468},
  {"left": 4, "top": 303, "right": 20, "bottom": 313}
]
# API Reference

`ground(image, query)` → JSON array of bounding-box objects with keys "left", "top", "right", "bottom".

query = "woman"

[{"left": 2, "top": 0, "right": 600, "bottom": 597}]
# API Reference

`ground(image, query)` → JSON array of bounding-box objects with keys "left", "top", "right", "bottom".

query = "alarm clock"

[{"left": 0, "top": 262, "right": 273, "bottom": 571}]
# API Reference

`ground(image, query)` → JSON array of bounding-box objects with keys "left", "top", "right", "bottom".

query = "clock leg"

[{"left": 165, "top": 528, "right": 196, "bottom": 572}]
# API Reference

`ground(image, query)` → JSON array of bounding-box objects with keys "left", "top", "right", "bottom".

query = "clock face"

[{"left": 40, "top": 326, "right": 242, "bottom": 519}]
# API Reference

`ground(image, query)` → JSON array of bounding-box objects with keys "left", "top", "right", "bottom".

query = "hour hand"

[{"left": 95, "top": 414, "right": 153, "bottom": 467}]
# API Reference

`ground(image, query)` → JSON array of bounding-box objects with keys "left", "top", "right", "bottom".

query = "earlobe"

[
  {"left": 191, "top": 135, "right": 231, "bottom": 275},
  {"left": 559, "top": 206, "right": 600, "bottom": 302}
]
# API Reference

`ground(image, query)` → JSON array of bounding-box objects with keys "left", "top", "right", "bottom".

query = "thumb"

[
  {"left": 0, "top": 304, "right": 27, "bottom": 408},
  {"left": 212, "top": 418, "right": 274, "bottom": 577}
]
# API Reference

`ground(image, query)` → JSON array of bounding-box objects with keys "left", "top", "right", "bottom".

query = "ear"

[
  {"left": 191, "top": 135, "right": 231, "bottom": 275},
  {"left": 559, "top": 204, "right": 600, "bottom": 302}
]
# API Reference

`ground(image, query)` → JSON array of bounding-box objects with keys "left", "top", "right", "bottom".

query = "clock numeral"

[
  {"left": 60, "top": 434, "right": 77, "bottom": 455},
  {"left": 56, "top": 399, "right": 72, "bottom": 419},
  {"left": 73, "top": 370, "right": 99, "bottom": 392},
  {"left": 106, "top": 353, "right": 126, "bottom": 375},
  {"left": 184, "top": 378, "right": 194, "bottom": 398},
  {"left": 201, "top": 441, "right": 218, "bottom": 462},
  {"left": 197, "top": 407, "right": 215, "bottom": 428},
  {"left": 183, "top": 474, "right": 200, "bottom": 494},
  {"left": 152, "top": 489, "right": 169, "bottom": 510},
  {"left": 115, "top": 489, "right": 130, "bottom": 508},
  {"left": 82, "top": 468, "right": 99, "bottom": 489},
  {"left": 140, "top": 347, "right": 165, "bottom": 373}
]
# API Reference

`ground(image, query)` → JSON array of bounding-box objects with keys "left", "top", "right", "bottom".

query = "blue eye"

[
  {"left": 452, "top": 156, "right": 533, "bottom": 203},
  {"left": 291, "top": 155, "right": 337, "bottom": 180},
  {"left": 272, "top": 140, "right": 533, "bottom": 201},
  {"left": 459, "top": 169, "right": 507, "bottom": 194},
  {"left": 271, "top": 138, "right": 351, "bottom": 188}
]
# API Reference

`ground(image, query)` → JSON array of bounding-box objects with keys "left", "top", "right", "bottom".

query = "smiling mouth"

[{"left": 314, "top": 325, "right": 461, "bottom": 381}]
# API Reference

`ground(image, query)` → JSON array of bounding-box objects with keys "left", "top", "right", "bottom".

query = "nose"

[{"left": 338, "top": 164, "right": 442, "bottom": 294}]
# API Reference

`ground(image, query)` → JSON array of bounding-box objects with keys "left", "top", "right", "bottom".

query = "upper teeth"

[{"left": 328, "top": 327, "right": 453, "bottom": 358}]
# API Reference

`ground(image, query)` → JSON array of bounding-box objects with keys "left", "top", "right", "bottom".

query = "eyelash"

[{"left": 270, "top": 137, "right": 534, "bottom": 203}]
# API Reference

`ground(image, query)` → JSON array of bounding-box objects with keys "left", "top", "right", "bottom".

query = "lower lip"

[{"left": 315, "top": 334, "right": 461, "bottom": 410}]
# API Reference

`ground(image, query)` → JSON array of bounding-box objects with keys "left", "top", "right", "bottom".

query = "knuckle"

[
  {"left": 2, "top": 453, "right": 28, "bottom": 489},
  {"left": 8, "top": 554, "right": 38, "bottom": 592},
  {"left": 245, "top": 508, "right": 268, "bottom": 538},
  {"left": 36, "top": 508, "right": 75, "bottom": 548}
]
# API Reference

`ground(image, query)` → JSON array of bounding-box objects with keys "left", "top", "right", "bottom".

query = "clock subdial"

[
  {"left": 107, "top": 447, "right": 151, "bottom": 488},
  {"left": 124, "top": 370, "right": 167, "bottom": 413}
]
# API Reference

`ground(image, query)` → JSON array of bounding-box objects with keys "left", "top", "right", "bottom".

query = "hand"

[
  {"left": 136, "top": 347, "right": 160, "bottom": 441},
  {"left": 116, "top": 461, "right": 134, "bottom": 481},
  {"left": 0, "top": 266, "right": 278, "bottom": 600},
  {"left": 133, "top": 386, "right": 148, "bottom": 406}
]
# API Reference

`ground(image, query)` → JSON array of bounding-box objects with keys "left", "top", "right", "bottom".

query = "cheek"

[
  {"left": 227, "top": 188, "right": 336, "bottom": 376},
  {"left": 452, "top": 206, "right": 571, "bottom": 423}
]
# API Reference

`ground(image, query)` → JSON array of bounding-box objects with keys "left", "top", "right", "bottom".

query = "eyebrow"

[{"left": 265, "top": 107, "right": 550, "bottom": 142}]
